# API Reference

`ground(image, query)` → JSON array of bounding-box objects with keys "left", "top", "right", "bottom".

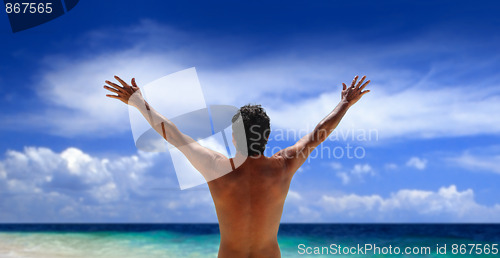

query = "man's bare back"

[
  {"left": 208, "top": 155, "right": 290, "bottom": 258},
  {"left": 105, "top": 74, "right": 370, "bottom": 257}
]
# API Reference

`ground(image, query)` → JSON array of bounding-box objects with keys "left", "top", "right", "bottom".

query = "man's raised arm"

[
  {"left": 104, "top": 76, "right": 229, "bottom": 180},
  {"left": 275, "top": 75, "right": 371, "bottom": 174}
]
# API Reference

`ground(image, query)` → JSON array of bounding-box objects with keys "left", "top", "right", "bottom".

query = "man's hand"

[
  {"left": 104, "top": 75, "right": 143, "bottom": 106},
  {"left": 341, "top": 75, "right": 371, "bottom": 107}
]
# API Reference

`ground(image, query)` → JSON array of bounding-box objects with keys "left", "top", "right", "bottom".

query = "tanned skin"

[{"left": 104, "top": 75, "right": 370, "bottom": 258}]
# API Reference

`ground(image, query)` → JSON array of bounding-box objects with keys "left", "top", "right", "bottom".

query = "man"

[{"left": 104, "top": 75, "right": 370, "bottom": 258}]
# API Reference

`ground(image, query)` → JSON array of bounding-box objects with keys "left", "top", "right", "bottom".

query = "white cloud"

[
  {"left": 448, "top": 150, "right": 500, "bottom": 174},
  {"left": 268, "top": 86, "right": 500, "bottom": 141},
  {"left": 283, "top": 190, "right": 322, "bottom": 222},
  {"left": 330, "top": 162, "right": 342, "bottom": 170},
  {"left": 323, "top": 194, "right": 383, "bottom": 213},
  {"left": 0, "top": 146, "right": 217, "bottom": 222},
  {"left": 3, "top": 19, "right": 500, "bottom": 141},
  {"left": 351, "top": 164, "right": 375, "bottom": 176},
  {"left": 287, "top": 190, "right": 303, "bottom": 202},
  {"left": 2, "top": 146, "right": 499, "bottom": 223},
  {"left": 335, "top": 163, "right": 375, "bottom": 185},
  {"left": 0, "top": 147, "right": 150, "bottom": 201},
  {"left": 406, "top": 157, "right": 428, "bottom": 170},
  {"left": 317, "top": 185, "right": 500, "bottom": 222},
  {"left": 336, "top": 172, "right": 350, "bottom": 185}
]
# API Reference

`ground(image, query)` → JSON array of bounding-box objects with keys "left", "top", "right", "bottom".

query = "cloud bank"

[
  {"left": 2, "top": 146, "right": 499, "bottom": 222},
  {"left": 284, "top": 185, "right": 500, "bottom": 222},
  {"left": 3, "top": 19, "right": 500, "bottom": 142},
  {"left": 0, "top": 146, "right": 215, "bottom": 222}
]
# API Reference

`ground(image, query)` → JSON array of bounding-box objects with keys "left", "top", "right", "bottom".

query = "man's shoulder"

[
  {"left": 258, "top": 154, "right": 289, "bottom": 178},
  {"left": 252, "top": 154, "right": 286, "bottom": 167}
]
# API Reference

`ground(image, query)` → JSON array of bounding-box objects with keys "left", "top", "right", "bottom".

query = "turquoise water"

[
  {"left": 0, "top": 224, "right": 499, "bottom": 257},
  {"left": 0, "top": 231, "right": 220, "bottom": 257}
]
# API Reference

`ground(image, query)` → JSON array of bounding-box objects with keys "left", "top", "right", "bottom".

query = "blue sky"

[{"left": 1, "top": 0, "right": 500, "bottom": 222}]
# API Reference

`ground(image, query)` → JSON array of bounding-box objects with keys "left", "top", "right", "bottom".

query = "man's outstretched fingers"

[
  {"left": 106, "top": 94, "right": 122, "bottom": 99},
  {"left": 114, "top": 75, "right": 129, "bottom": 88},
  {"left": 350, "top": 75, "right": 358, "bottom": 88},
  {"left": 103, "top": 85, "right": 121, "bottom": 94},
  {"left": 356, "top": 75, "right": 366, "bottom": 88},
  {"left": 105, "top": 80, "right": 122, "bottom": 90},
  {"left": 359, "top": 80, "right": 371, "bottom": 91}
]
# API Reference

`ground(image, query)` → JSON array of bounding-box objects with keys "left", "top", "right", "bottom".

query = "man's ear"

[{"left": 265, "top": 128, "right": 271, "bottom": 141}]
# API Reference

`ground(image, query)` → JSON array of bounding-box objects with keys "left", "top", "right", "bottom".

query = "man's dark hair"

[{"left": 232, "top": 104, "right": 271, "bottom": 156}]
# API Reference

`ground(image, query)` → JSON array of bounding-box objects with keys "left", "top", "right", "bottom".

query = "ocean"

[{"left": 0, "top": 224, "right": 499, "bottom": 257}]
